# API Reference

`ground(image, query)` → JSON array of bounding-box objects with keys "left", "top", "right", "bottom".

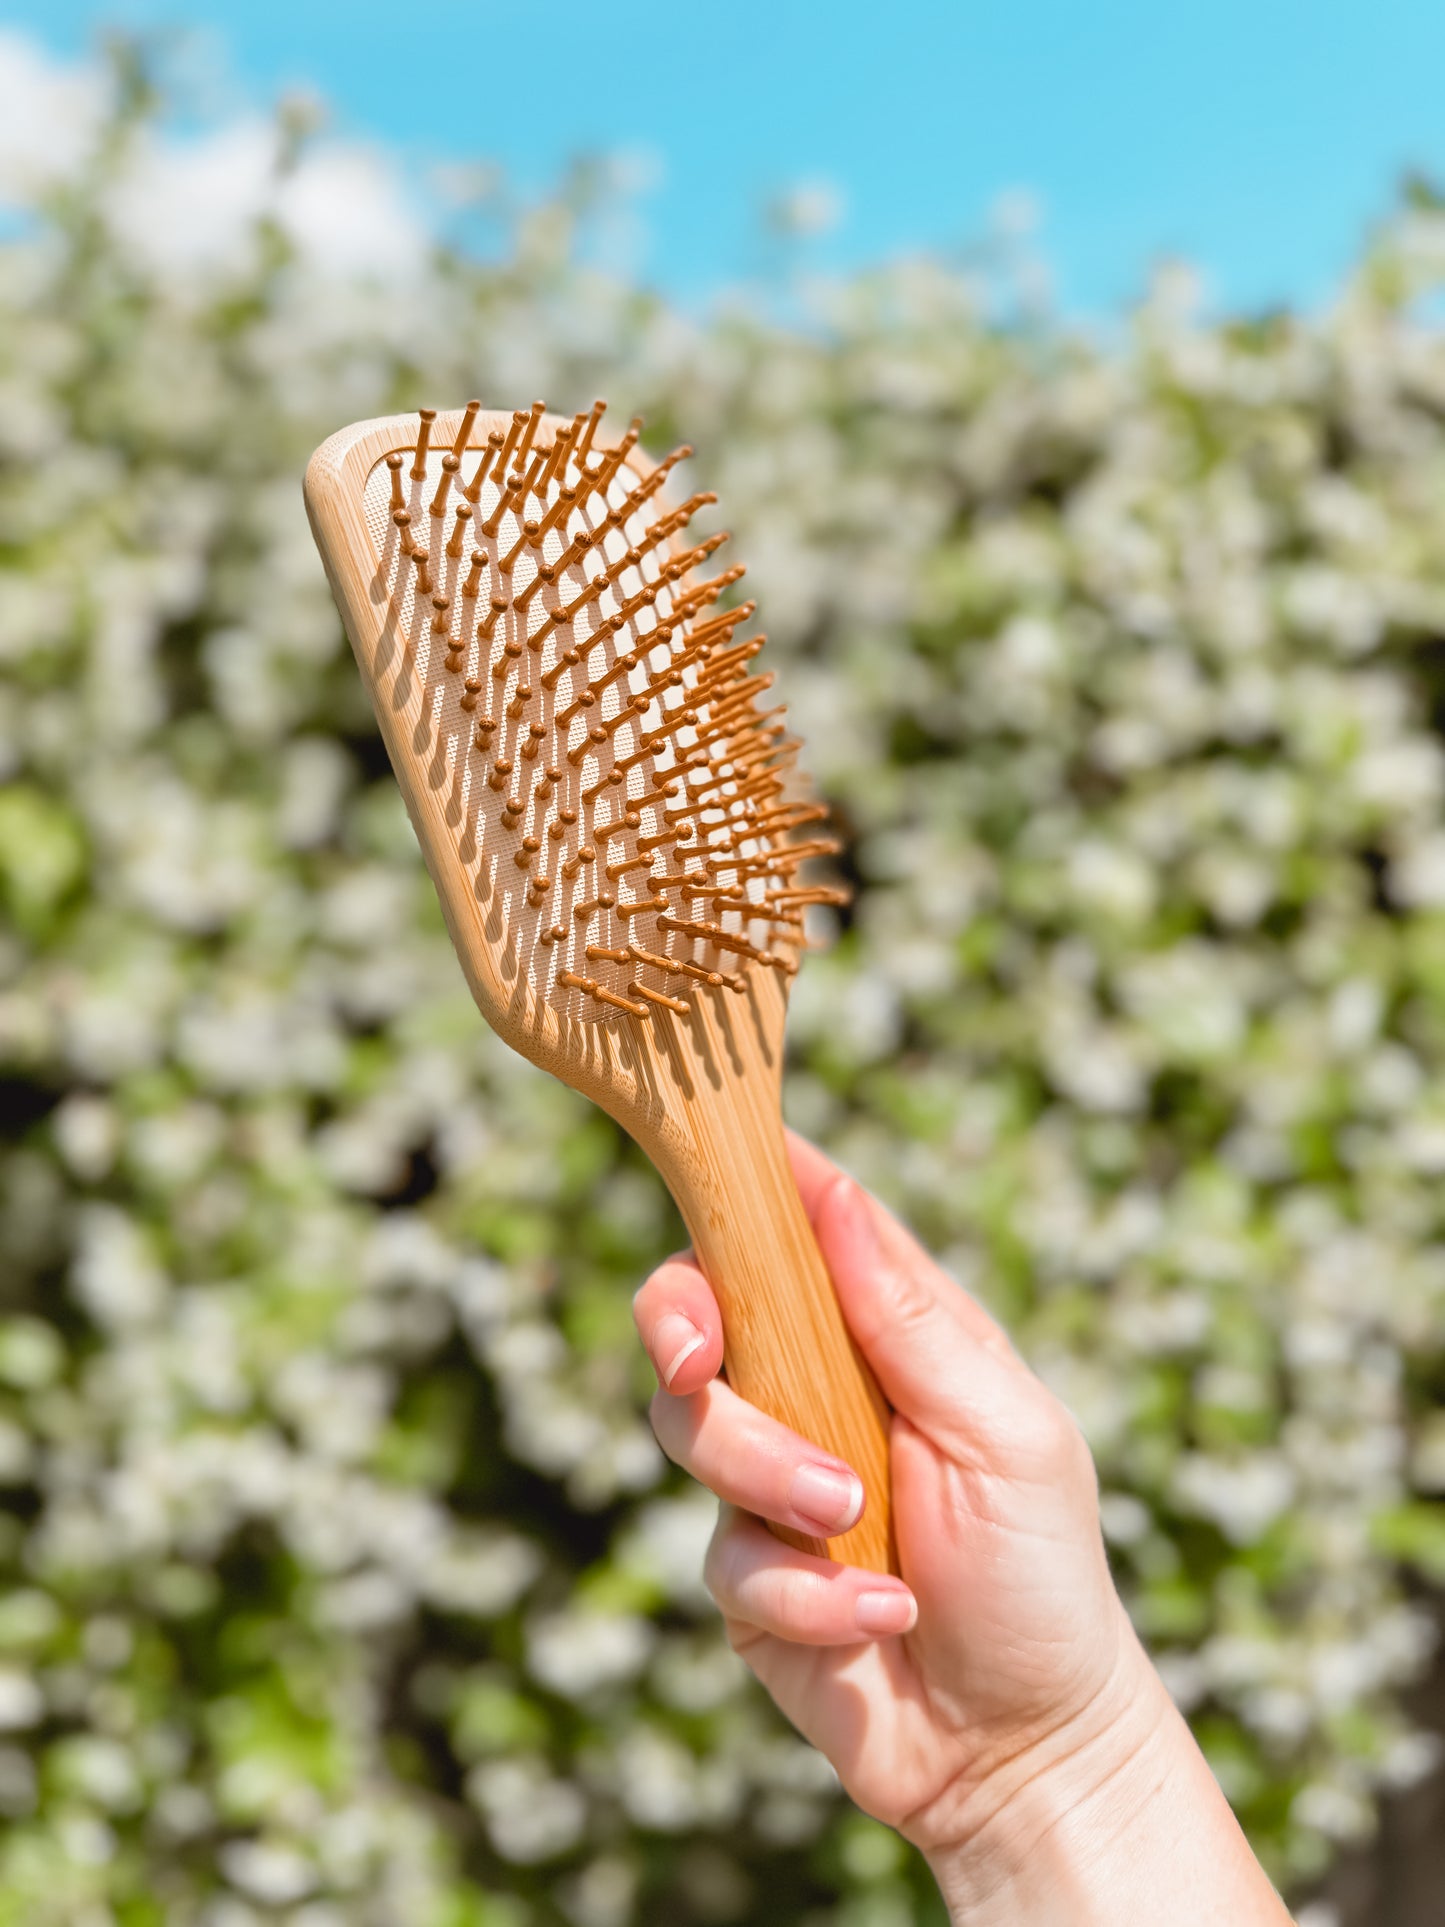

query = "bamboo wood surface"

[{"left": 304, "top": 407, "right": 896, "bottom": 1575}]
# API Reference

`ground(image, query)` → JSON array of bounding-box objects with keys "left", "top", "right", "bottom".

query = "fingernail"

[
  {"left": 789, "top": 1463, "right": 865, "bottom": 1533},
  {"left": 856, "top": 1589, "right": 917, "bottom": 1637},
  {"left": 655, "top": 1312, "right": 706, "bottom": 1387}
]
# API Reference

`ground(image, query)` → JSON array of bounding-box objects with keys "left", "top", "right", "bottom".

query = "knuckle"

[
  {"left": 871, "top": 1255, "right": 940, "bottom": 1347},
  {"left": 1011, "top": 1390, "right": 1087, "bottom": 1472}
]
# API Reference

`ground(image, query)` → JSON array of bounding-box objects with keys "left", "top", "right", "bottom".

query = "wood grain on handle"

[{"left": 652, "top": 1079, "right": 897, "bottom": 1577}]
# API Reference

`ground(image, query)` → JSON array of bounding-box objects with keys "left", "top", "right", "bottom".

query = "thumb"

[{"left": 813, "top": 1174, "right": 1019, "bottom": 1447}]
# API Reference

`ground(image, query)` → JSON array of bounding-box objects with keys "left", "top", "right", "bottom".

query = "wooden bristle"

[
  {"left": 461, "top": 548, "right": 487, "bottom": 601},
  {"left": 496, "top": 411, "right": 528, "bottom": 481},
  {"left": 630, "top": 980, "right": 691, "bottom": 1014},
  {"left": 576, "top": 399, "right": 606, "bottom": 465},
  {"left": 446, "top": 502, "right": 473, "bottom": 560},
  {"left": 452, "top": 398, "right": 481, "bottom": 459},
  {"left": 540, "top": 428, "right": 572, "bottom": 491},
  {"left": 572, "top": 890, "right": 616, "bottom": 920},
  {"left": 558, "top": 970, "right": 649, "bottom": 1019},
  {"left": 478, "top": 595, "right": 507, "bottom": 645},
  {"left": 463, "top": 430, "right": 504, "bottom": 505},
  {"left": 515, "top": 400, "right": 546, "bottom": 474},
  {"left": 372, "top": 396, "right": 847, "bottom": 1024},
  {"left": 606, "top": 850, "right": 654, "bottom": 881},
  {"left": 431, "top": 453, "right": 460, "bottom": 519},
  {"left": 411, "top": 407, "right": 436, "bottom": 481}
]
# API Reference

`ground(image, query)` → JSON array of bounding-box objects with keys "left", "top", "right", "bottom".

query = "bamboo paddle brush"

[{"left": 304, "top": 400, "right": 895, "bottom": 1575}]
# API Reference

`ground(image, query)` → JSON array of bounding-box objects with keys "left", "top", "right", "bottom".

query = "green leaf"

[{"left": 0, "top": 788, "right": 86, "bottom": 938}]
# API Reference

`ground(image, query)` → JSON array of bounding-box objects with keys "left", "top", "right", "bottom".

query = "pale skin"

[{"left": 633, "top": 1134, "right": 1295, "bottom": 1927}]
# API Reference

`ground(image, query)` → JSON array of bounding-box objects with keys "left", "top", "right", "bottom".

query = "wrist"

[
  {"left": 923, "top": 1627, "right": 1290, "bottom": 1927},
  {"left": 924, "top": 1631, "right": 1171, "bottom": 1925}
]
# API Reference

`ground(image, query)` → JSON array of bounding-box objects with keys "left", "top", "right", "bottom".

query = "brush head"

[{"left": 306, "top": 401, "right": 844, "bottom": 1116}]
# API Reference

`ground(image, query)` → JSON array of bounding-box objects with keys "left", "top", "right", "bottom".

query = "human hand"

[{"left": 634, "top": 1133, "right": 1291, "bottom": 1925}]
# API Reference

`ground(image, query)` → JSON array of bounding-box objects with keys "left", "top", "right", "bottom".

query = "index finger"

[{"left": 784, "top": 1130, "right": 1014, "bottom": 1356}]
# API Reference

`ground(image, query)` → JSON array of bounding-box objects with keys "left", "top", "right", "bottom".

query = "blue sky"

[{"left": 17, "top": 0, "right": 1445, "bottom": 315}]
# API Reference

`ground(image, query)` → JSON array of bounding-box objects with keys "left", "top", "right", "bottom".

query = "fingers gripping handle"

[{"left": 675, "top": 1122, "right": 897, "bottom": 1577}]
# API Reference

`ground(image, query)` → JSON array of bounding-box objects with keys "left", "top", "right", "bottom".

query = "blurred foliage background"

[{"left": 4, "top": 43, "right": 1445, "bottom": 1927}]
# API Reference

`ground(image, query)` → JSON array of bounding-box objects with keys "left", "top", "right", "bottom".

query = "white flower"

[
  {"left": 0, "top": 1318, "right": 62, "bottom": 1389},
  {"left": 1390, "top": 830, "right": 1445, "bottom": 905},
  {"left": 1294, "top": 1905, "right": 1342, "bottom": 1927},
  {"left": 362, "top": 1214, "right": 459, "bottom": 1294},
  {"left": 1380, "top": 1730, "right": 1442, "bottom": 1789},
  {"left": 71, "top": 1205, "right": 167, "bottom": 1330},
  {"left": 220, "top": 1840, "right": 317, "bottom": 1905},
  {"left": 1290, "top": 1781, "right": 1373, "bottom": 1842},
  {"left": 610, "top": 1726, "right": 743, "bottom": 1831},
  {"left": 559, "top": 1856, "right": 638, "bottom": 1927},
  {"left": 466, "top": 1758, "right": 588, "bottom": 1863},
  {"left": 317, "top": 1570, "right": 413, "bottom": 1632},
  {"left": 52, "top": 1093, "right": 119, "bottom": 1180},
  {"left": 424, "top": 1532, "right": 543, "bottom": 1617},
  {"left": 527, "top": 1611, "right": 654, "bottom": 1699},
  {"left": 1098, "top": 1492, "right": 1151, "bottom": 1545},
  {"left": 650, "top": 1633, "right": 748, "bottom": 1713},
  {"left": 616, "top": 1492, "right": 719, "bottom": 1611},
  {"left": 1041, "top": 1014, "right": 1148, "bottom": 1114},
  {"left": 1068, "top": 839, "right": 1156, "bottom": 923},
  {"left": 56, "top": 1736, "right": 142, "bottom": 1812},
  {"left": 1153, "top": 1651, "right": 1206, "bottom": 1712},
  {"left": 0, "top": 1671, "right": 42, "bottom": 1731},
  {"left": 1173, "top": 1453, "right": 1296, "bottom": 1544}
]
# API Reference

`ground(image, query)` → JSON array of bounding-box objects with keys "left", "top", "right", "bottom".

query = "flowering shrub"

[{"left": 2, "top": 35, "right": 1445, "bottom": 1925}]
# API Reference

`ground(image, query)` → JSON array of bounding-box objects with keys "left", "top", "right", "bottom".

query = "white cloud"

[
  {"left": 1, "top": 31, "right": 425, "bottom": 284},
  {"left": 105, "top": 116, "right": 279, "bottom": 273},
  {"left": 106, "top": 116, "right": 426, "bottom": 281},
  {"left": 277, "top": 139, "right": 427, "bottom": 279},
  {"left": 0, "top": 30, "right": 109, "bottom": 201}
]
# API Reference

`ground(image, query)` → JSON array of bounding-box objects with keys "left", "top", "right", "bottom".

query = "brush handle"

[{"left": 664, "top": 1104, "right": 897, "bottom": 1577}]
